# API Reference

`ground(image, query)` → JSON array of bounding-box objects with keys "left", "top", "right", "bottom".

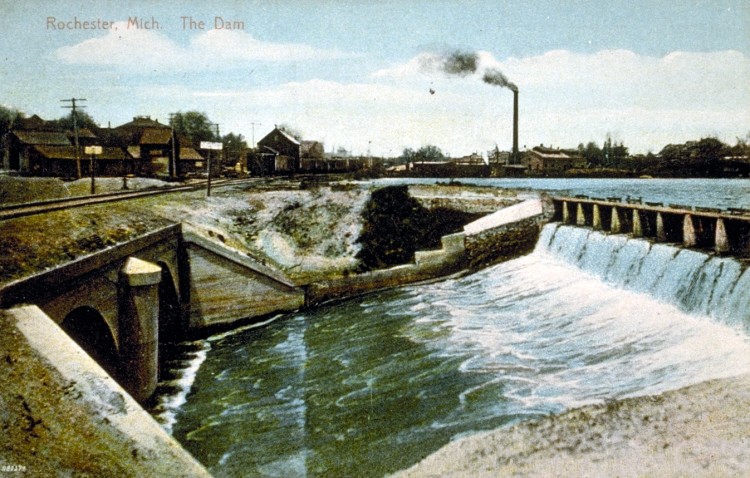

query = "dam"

[{"left": 165, "top": 216, "right": 750, "bottom": 477}]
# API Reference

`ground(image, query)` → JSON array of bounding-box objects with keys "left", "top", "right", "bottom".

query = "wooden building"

[
  {"left": 256, "top": 127, "right": 302, "bottom": 173},
  {"left": 523, "top": 146, "right": 585, "bottom": 176}
]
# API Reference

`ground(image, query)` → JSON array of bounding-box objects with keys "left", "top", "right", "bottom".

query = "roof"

[
  {"left": 277, "top": 129, "right": 301, "bottom": 145},
  {"left": 72, "top": 128, "right": 98, "bottom": 140},
  {"left": 15, "top": 115, "right": 59, "bottom": 131},
  {"left": 179, "top": 147, "right": 204, "bottom": 161},
  {"left": 140, "top": 128, "right": 172, "bottom": 145},
  {"left": 13, "top": 131, "right": 71, "bottom": 146},
  {"left": 127, "top": 146, "right": 141, "bottom": 159},
  {"left": 258, "top": 127, "right": 301, "bottom": 146},
  {"left": 528, "top": 148, "right": 572, "bottom": 160},
  {"left": 114, "top": 116, "right": 169, "bottom": 130},
  {"left": 33, "top": 145, "right": 131, "bottom": 161}
]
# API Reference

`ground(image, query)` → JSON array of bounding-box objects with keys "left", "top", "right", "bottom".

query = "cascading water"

[
  {"left": 161, "top": 222, "right": 750, "bottom": 478},
  {"left": 538, "top": 223, "right": 750, "bottom": 329}
]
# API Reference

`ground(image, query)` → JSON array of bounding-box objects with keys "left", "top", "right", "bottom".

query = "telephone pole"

[
  {"left": 61, "top": 98, "right": 86, "bottom": 179},
  {"left": 249, "top": 121, "right": 262, "bottom": 148},
  {"left": 168, "top": 113, "right": 178, "bottom": 180}
]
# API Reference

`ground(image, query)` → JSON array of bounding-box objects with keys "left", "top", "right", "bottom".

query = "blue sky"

[{"left": 0, "top": 0, "right": 748, "bottom": 156}]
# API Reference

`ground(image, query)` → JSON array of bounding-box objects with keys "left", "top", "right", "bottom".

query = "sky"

[{"left": 0, "top": 0, "right": 748, "bottom": 156}]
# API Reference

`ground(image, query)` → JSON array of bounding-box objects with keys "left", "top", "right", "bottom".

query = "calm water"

[
  {"left": 162, "top": 220, "right": 750, "bottom": 477},
  {"left": 374, "top": 177, "right": 750, "bottom": 210}
]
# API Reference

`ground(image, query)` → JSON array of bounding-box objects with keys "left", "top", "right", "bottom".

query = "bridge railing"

[{"left": 551, "top": 196, "right": 750, "bottom": 257}]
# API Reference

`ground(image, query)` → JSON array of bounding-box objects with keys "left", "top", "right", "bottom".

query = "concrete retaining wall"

[
  {"left": 463, "top": 198, "right": 553, "bottom": 270},
  {"left": 0, "top": 305, "right": 211, "bottom": 478},
  {"left": 306, "top": 233, "right": 467, "bottom": 306},
  {"left": 182, "top": 229, "right": 305, "bottom": 331},
  {"left": 306, "top": 197, "right": 552, "bottom": 306}
]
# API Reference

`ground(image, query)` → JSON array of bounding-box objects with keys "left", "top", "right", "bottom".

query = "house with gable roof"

[
  {"left": 255, "top": 126, "right": 303, "bottom": 173},
  {"left": 3, "top": 114, "right": 132, "bottom": 177}
]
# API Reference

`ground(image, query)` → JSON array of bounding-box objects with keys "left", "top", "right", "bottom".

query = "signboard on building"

[
  {"left": 200, "top": 141, "right": 223, "bottom": 151},
  {"left": 84, "top": 145, "right": 103, "bottom": 155}
]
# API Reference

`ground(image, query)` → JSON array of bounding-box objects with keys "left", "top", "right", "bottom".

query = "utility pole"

[
  {"left": 249, "top": 121, "right": 262, "bottom": 148},
  {"left": 61, "top": 98, "right": 86, "bottom": 179},
  {"left": 201, "top": 124, "right": 221, "bottom": 198},
  {"left": 168, "top": 113, "right": 178, "bottom": 180}
]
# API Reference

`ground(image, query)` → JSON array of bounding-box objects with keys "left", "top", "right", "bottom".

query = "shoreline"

[{"left": 395, "top": 372, "right": 750, "bottom": 477}]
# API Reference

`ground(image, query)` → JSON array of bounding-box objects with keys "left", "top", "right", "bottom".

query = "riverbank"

[{"left": 395, "top": 372, "right": 750, "bottom": 477}]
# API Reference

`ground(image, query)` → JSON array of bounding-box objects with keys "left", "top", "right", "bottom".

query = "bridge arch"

[
  {"left": 157, "top": 261, "right": 182, "bottom": 341},
  {"left": 61, "top": 306, "right": 119, "bottom": 377}
]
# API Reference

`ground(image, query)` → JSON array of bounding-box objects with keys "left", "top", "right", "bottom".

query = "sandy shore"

[{"left": 395, "top": 373, "right": 750, "bottom": 477}]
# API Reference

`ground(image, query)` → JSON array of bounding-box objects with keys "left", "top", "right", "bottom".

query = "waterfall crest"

[{"left": 536, "top": 224, "right": 750, "bottom": 329}]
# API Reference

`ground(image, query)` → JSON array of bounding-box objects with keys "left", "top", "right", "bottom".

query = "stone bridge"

[
  {"left": 551, "top": 196, "right": 750, "bottom": 256},
  {"left": 0, "top": 224, "right": 303, "bottom": 402}
]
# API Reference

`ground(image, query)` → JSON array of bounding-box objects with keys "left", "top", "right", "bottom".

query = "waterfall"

[{"left": 536, "top": 223, "right": 750, "bottom": 329}]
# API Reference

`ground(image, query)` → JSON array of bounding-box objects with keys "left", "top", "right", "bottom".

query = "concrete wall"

[
  {"left": 182, "top": 230, "right": 305, "bottom": 330},
  {"left": 306, "top": 197, "right": 552, "bottom": 306},
  {"left": 464, "top": 198, "right": 554, "bottom": 270},
  {"left": 0, "top": 305, "right": 211, "bottom": 478}
]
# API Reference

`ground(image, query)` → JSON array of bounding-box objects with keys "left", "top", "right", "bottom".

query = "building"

[
  {"left": 523, "top": 146, "right": 586, "bottom": 175},
  {"left": 103, "top": 116, "right": 177, "bottom": 177},
  {"left": 2, "top": 114, "right": 132, "bottom": 177},
  {"left": 256, "top": 127, "right": 302, "bottom": 173},
  {"left": 299, "top": 140, "right": 326, "bottom": 171}
]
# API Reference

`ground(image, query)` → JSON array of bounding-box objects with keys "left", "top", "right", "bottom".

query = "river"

[
  {"left": 155, "top": 178, "right": 750, "bottom": 477},
  {"left": 375, "top": 177, "right": 750, "bottom": 210}
]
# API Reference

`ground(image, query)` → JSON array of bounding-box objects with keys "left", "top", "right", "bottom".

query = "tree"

[
  {"left": 222, "top": 132, "right": 248, "bottom": 167},
  {"left": 54, "top": 109, "right": 98, "bottom": 130},
  {"left": 579, "top": 141, "right": 603, "bottom": 167},
  {"left": 413, "top": 145, "right": 445, "bottom": 163},
  {"left": 399, "top": 147, "right": 416, "bottom": 164},
  {"left": 169, "top": 111, "right": 218, "bottom": 146},
  {"left": 0, "top": 105, "right": 23, "bottom": 138},
  {"left": 692, "top": 137, "right": 726, "bottom": 176}
]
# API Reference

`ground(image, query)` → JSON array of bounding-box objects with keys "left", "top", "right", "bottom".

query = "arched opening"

[
  {"left": 61, "top": 306, "right": 119, "bottom": 378},
  {"left": 158, "top": 263, "right": 182, "bottom": 341}
]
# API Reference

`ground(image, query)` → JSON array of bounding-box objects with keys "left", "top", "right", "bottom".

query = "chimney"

[{"left": 512, "top": 89, "right": 519, "bottom": 164}]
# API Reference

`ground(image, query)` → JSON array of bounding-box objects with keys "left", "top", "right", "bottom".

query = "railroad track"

[{"left": 0, "top": 178, "right": 259, "bottom": 221}]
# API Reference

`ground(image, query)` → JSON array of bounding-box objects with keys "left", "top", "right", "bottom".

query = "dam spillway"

[
  {"left": 164, "top": 221, "right": 750, "bottom": 477},
  {"left": 538, "top": 223, "right": 750, "bottom": 330}
]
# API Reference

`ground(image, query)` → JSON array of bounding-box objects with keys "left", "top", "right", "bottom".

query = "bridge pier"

[
  {"left": 632, "top": 210, "right": 643, "bottom": 237},
  {"left": 683, "top": 215, "right": 697, "bottom": 247},
  {"left": 656, "top": 213, "right": 667, "bottom": 242},
  {"left": 592, "top": 204, "right": 602, "bottom": 230},
  {"left": 576, "top": 203, "right": 586, "bottom": 226},
  {"left": 716, "top": 218, "right": 730, "bottom": 254},
  {"left": 562, "top": 201, "right": 571, "bottom": 224},
  {"left": 118, "top": 257, "right": 162, "bottom": 403}
]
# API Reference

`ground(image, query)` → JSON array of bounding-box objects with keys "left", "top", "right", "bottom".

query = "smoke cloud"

[
  {"left": 442, "top": 50, "right": 479, "bottom": 76},
  {"left": 436, "top": 49, "right": 518, "bottom": 92},
  {"left": 483, "top": 67, "right": 518, "bottom": 92}
]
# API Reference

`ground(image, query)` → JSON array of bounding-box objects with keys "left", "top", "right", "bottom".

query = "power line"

[{"left": 61, "top": 98, "right": 87, "bottom": 179}]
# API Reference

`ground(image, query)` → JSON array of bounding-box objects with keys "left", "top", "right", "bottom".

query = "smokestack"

[{"left": 513, "top": 89, "right": 519, "bottom": 164}]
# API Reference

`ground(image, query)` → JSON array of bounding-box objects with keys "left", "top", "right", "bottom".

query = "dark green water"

[
  {"left": 164, "top": 224, "right": 750, "bottom": 477},
  {"left": 171, "top": 289, "right": 534, "bottom": 477}
]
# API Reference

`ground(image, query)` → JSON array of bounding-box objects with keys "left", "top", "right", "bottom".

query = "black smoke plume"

[
  {"left": 483, "top": 67, "right": 518, "bottom": 92},
  {"left": 442, "top": 50, "right": 479, "bottom": 76}
]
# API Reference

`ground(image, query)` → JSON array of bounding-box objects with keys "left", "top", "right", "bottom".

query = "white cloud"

[
  {"left": 86, "top": 47, "right": 749, "bottom": 156},
  {"left": 369, "top": 49, "right": 750, "bottom": 153},
  {"left": 54, "top": 21, "right": 353, "bottom": 71}
]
